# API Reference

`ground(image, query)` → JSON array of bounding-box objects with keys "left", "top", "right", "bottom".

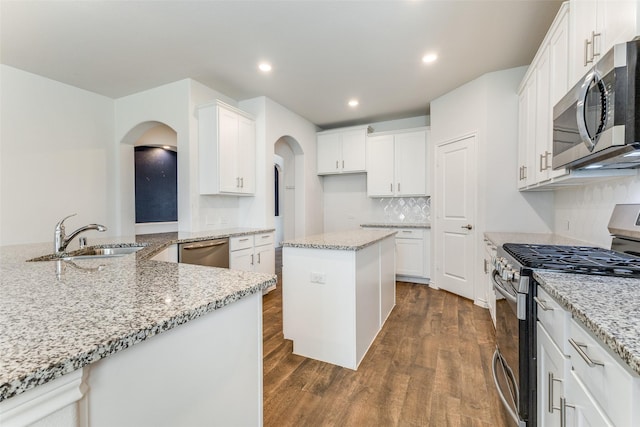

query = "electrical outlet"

[{"left": 310, "top": 272, "right": 326, "bottom": 284}]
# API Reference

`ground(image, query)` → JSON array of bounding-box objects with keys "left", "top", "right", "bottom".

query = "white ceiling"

[{"left": 0, "top": 0, "right": 562, "bottom": 128}]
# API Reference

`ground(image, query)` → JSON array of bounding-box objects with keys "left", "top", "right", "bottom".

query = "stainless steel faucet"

[{"left": 54, "top": 213, "right": 107, "bottom": 253}]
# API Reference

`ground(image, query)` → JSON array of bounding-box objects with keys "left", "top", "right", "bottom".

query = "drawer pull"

[
  {"left": 261, "top": 235, "right": 271, "bottom": 239},
  {"left": 534, "top": 296, "right": 554, "bottom": 311},
  {"left": 548, "top": 372, "right": 563, "bottom": 414},
  {"left": 560, "top": 397, "right": 575, "bottom": 427},
  {"left": 568, "top": 338, "right": 604, "bottom": 367},
  {"left": 239, "top": 238, "right": 250, "bottom": 242}
]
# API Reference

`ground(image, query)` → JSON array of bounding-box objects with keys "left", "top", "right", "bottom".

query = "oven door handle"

[{"left": 492, "top": 271, "right": 517, "bottom": 304}]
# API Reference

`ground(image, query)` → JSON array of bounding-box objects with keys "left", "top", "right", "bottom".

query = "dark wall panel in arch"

[{"left": 135, "top": 147, "right": 177, "bottom": 223}]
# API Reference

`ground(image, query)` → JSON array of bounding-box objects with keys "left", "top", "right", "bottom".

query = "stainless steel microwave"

[{"left": 552, "top": 39, "right": 640, "bottom": 170}]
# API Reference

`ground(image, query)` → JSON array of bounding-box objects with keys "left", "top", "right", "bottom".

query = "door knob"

[{"left": 461, "top": 224, "right": 473, "bottom": 230}]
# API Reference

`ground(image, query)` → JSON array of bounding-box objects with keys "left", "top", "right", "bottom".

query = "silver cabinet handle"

[
  {"left": 250, "top": 254, "right": 254, "bottom": 265},
  {"left": 398, "top": 183, "right": 401, "bottom": 192},
  {"left": 342, "top": 160, "right": 344, "bottom": 169},
  {"left": 534, "top": 296, "right": 554, "bottom": 311},
  {"left": 548, "top": 372, "right": 563, "bottom": 413},
  {"left": 257, "top": 252, "right": 261, "bottom": 263},
  {"left": 568, "top": 338, "right": 604, "bottom": 367},
  {"left": 336, "top": 160, "right": 339, "bottom": 169},
  {"left": 560, "top": 397, "right": 575, "bottom": 427},
  {"left": 545, "top": 151, "right": 551, "bottom": 171},
  {"left": 239, "top": 238, "right": 250, "bottom": 242},
  {"left": 241, "top": 177, "right": 244, "bottom": 188},
  {"left": 522, "top": 166, "right": 527, "bottom": 179},
  {"left": 592, "top": 31, "right": 601, "bottom": 60},
  {"left": 390, "top": 183, "right": 393, "bottom": 192},
  {"left": 261, "top": 234, "right": 270, "bottom": 239},
  {"left": 540, "top": 153, "right": 545, "bottom": 172},
  {"left": 584, "top": 37, "right": 592, "bottom": 66},
  {"left": 461, "top": 224, "right": 473, "bottom": 230}
]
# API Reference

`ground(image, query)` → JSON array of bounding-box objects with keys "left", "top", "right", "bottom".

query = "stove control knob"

[{"left": 512, "top": 270, "right": 520, "bottom": 282}]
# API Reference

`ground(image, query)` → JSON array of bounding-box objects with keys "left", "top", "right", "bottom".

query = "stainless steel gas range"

[{"left": 490, "top": 204, "right": 640, "bottom": 427}]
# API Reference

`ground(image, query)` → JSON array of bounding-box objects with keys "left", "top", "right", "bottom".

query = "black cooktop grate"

[{"left": 503, "top": 243, "right": 640, "bottom": 277}]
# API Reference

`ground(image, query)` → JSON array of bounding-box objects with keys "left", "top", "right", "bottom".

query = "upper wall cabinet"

[
  {"left": 519, "top": 4, "right": 571, "bottom": 190},
  {"left": 367, "top": 128, "right": 428, "bottom": 197},
  {"left": 570, "top": 0, "right": 638, "bottom": 84},
  {"left": 317, "top": 126, "right": 367, "bottom": 175},
  {"left": 517, "top": 2, "right": 634, "bottom": 191},
  {"left": 198, "top": 101, "right": 256, "bottom": 196}
]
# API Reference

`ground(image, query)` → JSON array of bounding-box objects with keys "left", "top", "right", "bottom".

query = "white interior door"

[{"left": 435, "top": 135, "right": 476, "bottom": 301}]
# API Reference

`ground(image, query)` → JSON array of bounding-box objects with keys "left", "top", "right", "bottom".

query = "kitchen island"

[
  {"left": 281, "top": 229, "right": 396, "bottom": 370},
  {"left": 0, "top": 229, "right": 276, "bottom": 427}
]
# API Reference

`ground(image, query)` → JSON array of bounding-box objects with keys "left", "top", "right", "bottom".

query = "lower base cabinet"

[
  {"left": 366, "top": 227, "right": 430, "bottom": 283},
  {"left": 229, "top": 232, "right": 275, "bottom": 275},
  {"left": 536, "top": 286, "right": 640, "bottom": 427}
]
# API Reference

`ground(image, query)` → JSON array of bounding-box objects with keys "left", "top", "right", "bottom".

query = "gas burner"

[{"left": 503, "top": 243, "right": 640, "bottom": 278}]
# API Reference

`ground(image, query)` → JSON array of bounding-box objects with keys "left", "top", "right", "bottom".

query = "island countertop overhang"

[
  {"left": 282, "top": 229, "right": 397, "bottom": 251},
  {"left": 0, "top": 228, "right": 276, "bottom": 403}
]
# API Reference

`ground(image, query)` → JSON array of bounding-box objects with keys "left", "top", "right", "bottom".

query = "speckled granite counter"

[
  {"left": 361, "top": 222, "right": 430, "bottom": 229},
  {"left": 0, "top": 228, "right": 276, "bottom": 402},
  {"left": 484, "top": 231, "right": 593, "bottom": 248},
  {"left": 282, "top": 229, "right": 396, "bottom": 251},
  {"left": 534, "top": 271, "right": 640, "bottom": 376}
]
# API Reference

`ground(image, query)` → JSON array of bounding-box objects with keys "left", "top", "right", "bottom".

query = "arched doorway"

[
  {"left": 120, "top": 122, "right": 178, "bottom": 235},
  {"left": 274, "top": 135, "right": 303, "bottom": 242}
]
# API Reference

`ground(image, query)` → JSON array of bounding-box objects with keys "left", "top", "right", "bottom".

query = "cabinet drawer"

[
  {"left": 536, "top": 287, "right": 570, "bottom": 354},
  {"left": 254, "top": 232, "right": 274, "bottom": 247},
  {"left": 567, "top": 317, "right": 640, "bottom": 427},
  {"left": 230, "top": 235, "right": 253, "bottom": 251},
  {"left": 395, "top": 229, "right": 424, "bottom": 240}
]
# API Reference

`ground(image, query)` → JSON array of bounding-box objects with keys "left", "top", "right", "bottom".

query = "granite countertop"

[
  {"left": 0, "top": 228, "right": 276, "bottom": 402},
  {"left": 282, "top": 229, "right": 397, "bottom": 251},
  {"left": 534, "top": 271, "right": 640, "bottom": 376},
  {"left": 361, "top": 222, "right": 430, "bottom": 229},
  {"left": 484, "top": 232, "right": 593, "bottom": 248}
]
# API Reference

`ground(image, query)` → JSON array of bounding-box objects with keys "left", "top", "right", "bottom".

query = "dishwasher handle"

[{"left": 182, "top": 239, "right": 228, "bottom": 250}]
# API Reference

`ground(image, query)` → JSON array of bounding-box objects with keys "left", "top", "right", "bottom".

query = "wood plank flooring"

[{"left": 263, "top": 255, "right": 512, "bottom": 426}]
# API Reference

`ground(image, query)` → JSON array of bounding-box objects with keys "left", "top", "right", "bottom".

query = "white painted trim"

[
  {"left": 0, "top": 368, "right": 85, "bottom": 427},
  {"left": 135, "top": 221, "right": 179, "bottom": 234},
  {"left": 474, "top": 298, "right": 490, "bottom": 309},
  {"left": 396, "top": 275, "right": 431, "bottom": 285}
]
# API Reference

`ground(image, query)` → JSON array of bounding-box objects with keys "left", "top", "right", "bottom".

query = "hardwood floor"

[{"left": 263, "top": 255, "right": 511, "bottom": 426}]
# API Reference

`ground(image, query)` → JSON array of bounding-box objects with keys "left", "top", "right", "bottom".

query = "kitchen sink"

[
  {"left": 66, "top": 246, "right": 146, "bottom": 259},
  {"left": 27, "top": 244, "right": 148, "bottom": 262}
]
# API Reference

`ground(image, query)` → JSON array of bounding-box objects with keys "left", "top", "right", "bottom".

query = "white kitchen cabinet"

[
  {"left": 365, "top": 226, "right": 430, "bottom": 284},
  {"left": 367, "top": 128, "right": 428, "bottom": 197},
  {"left": 317, "top": 126, "right": 367, "bottom": 175},
  {"left": 518, "top": 4, "right": 570, "bottom": 190},
  {"left": 229, "top": 232, "right": 275, "bottom": 275},
  {"left": 198, "top": 100, "right": 256, "bottom": 195},
  {"left": 536, "top": 285, "right": 640, "bottom": 427},
  {"left": 570, "top": 0, "right": 638, "bottom": 84},
  {"left": 518, "top": 76, "right": 536, "bottom": 189}
]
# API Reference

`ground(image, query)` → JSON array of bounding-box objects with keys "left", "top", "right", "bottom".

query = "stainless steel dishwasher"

[{"left": 178, "top": 238, "right": 229, "bottom": 268}]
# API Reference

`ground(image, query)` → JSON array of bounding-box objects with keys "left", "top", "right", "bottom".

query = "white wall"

[
  {"left": 0, "top": 65, "right": 115, "bottom": 245},
  {"left": 553, "top": 174, "right": 640, "bottom": 247}
]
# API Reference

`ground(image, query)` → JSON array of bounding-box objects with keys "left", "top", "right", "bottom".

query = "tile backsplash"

[{"left": 376, "top": 197, "right": 430, "bottom": 223}]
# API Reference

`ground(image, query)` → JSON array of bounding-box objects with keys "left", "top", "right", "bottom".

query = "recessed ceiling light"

[
  {"left": 422, "top": 53, "right": 438, "bottom": 64},
  {"left": 584, "top": 164, "right": 603, "bottom": 169},
  {"left": 162, "top": 145, "right": 171, "bottom": 150},
  {"left": 348, "top": 99, "right": 359, "bottom": 107},
  {"left": 624, "top": 151, "right": 640, "bottom": 157},
  {"left": 258, "top": 62, "right": 272, "bottom": 72}
]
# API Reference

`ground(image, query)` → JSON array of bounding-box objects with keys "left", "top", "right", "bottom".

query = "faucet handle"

[{"left": 55, "top": 213, "right": 77, "bottom": 231}]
